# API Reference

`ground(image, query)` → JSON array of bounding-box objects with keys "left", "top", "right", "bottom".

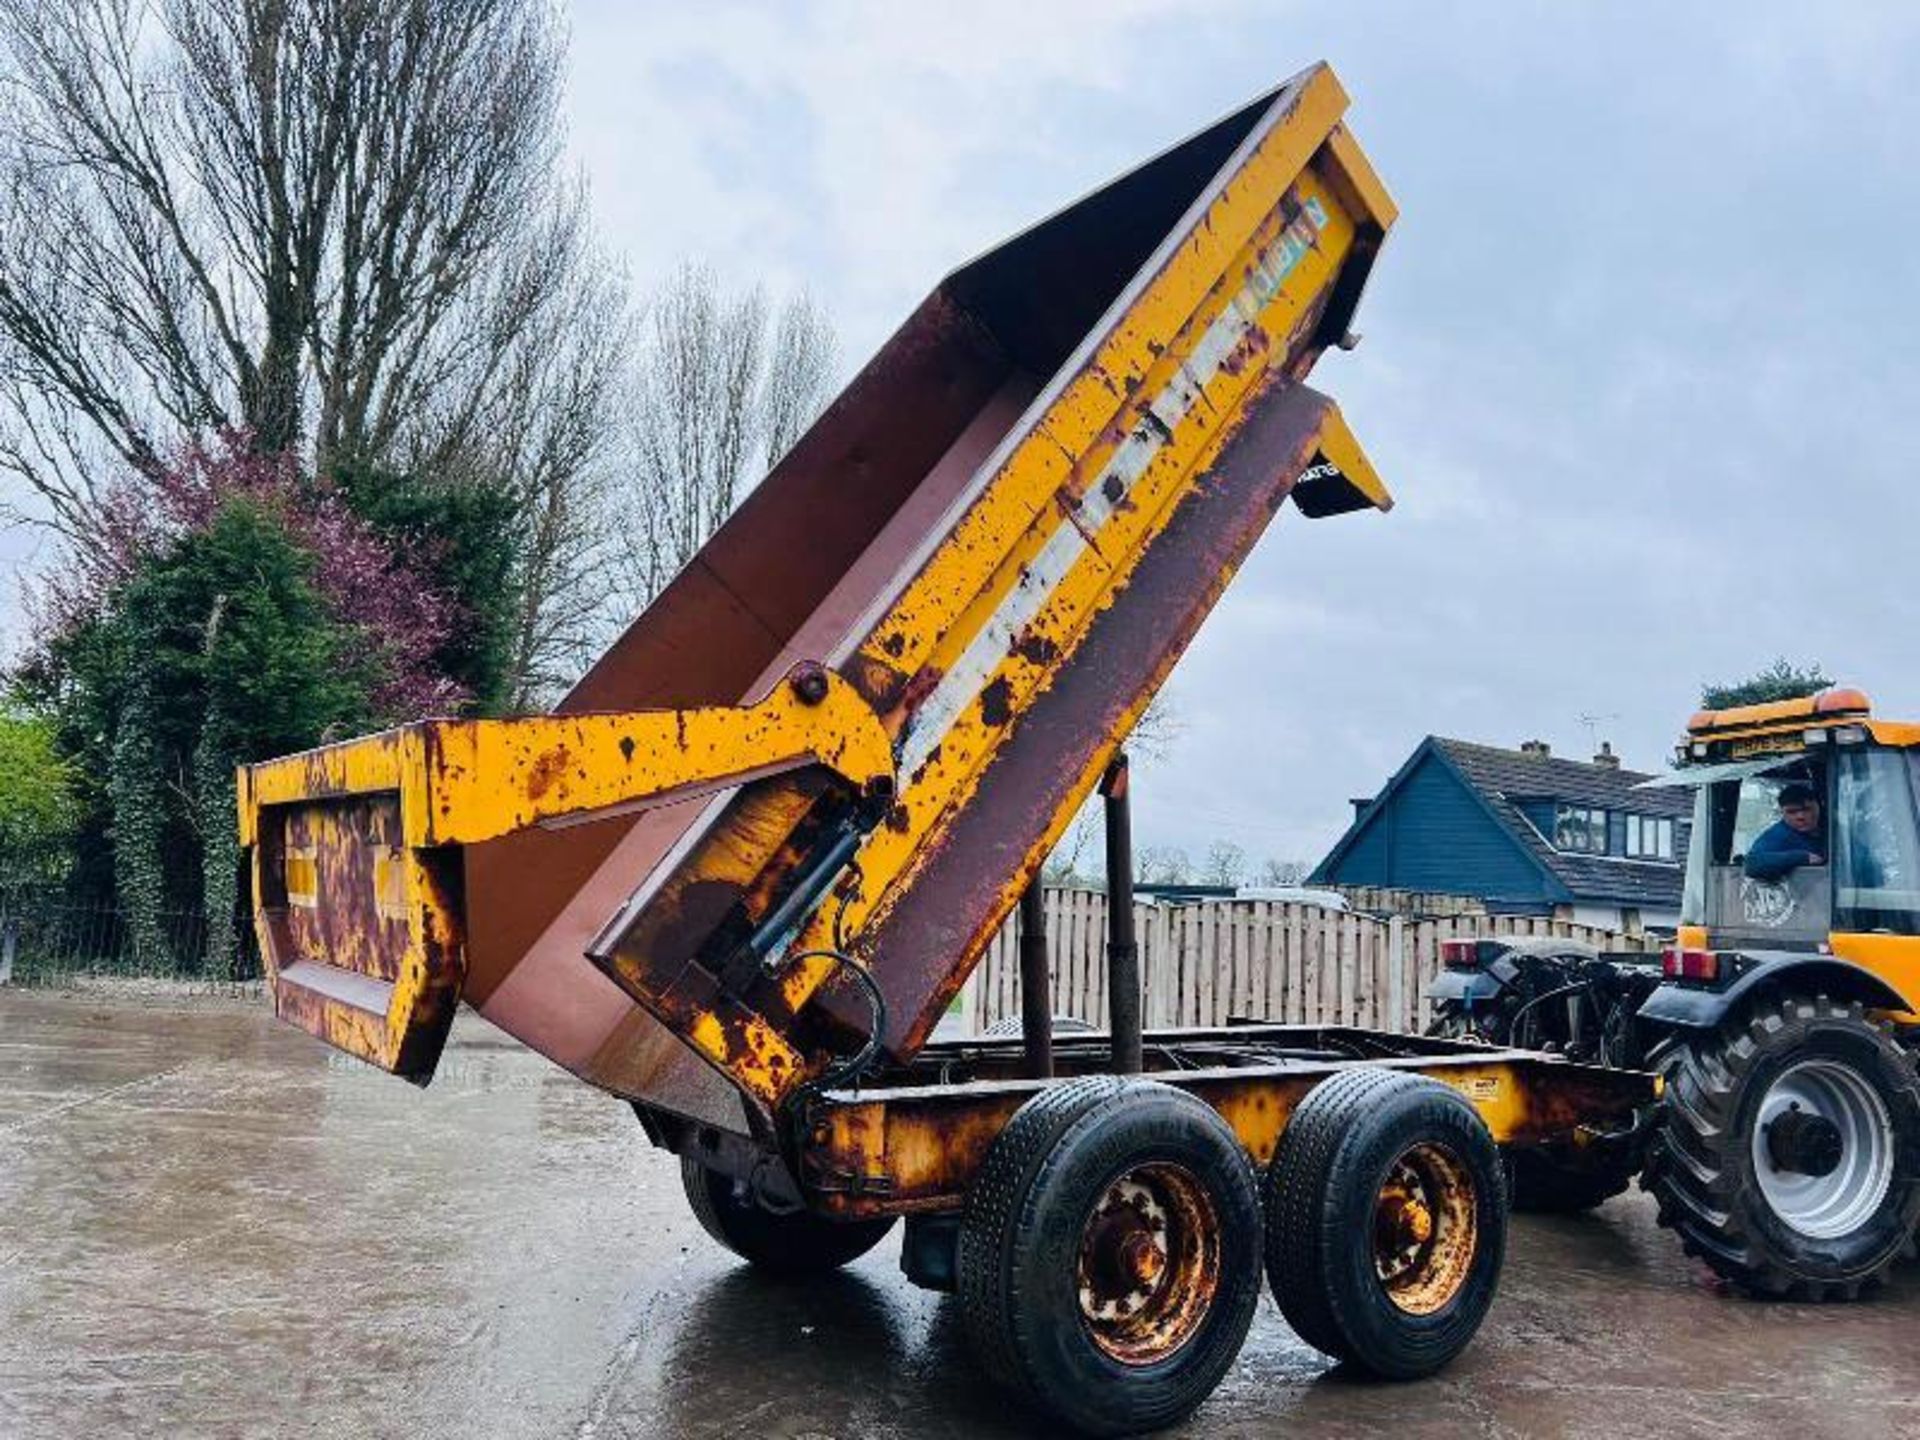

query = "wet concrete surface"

[{"left": 2, "top": 989, "right": 1916, "bottom": 1440}]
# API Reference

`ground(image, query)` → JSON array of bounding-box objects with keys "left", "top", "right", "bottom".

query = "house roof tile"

[{"left": 1432, "top": 738, "right": 1690, "bottom": 908}]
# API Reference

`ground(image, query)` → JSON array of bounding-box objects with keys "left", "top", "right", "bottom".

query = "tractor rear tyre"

[
  {"left": 1264, "top": 1068, "right": 1507, "bottom": 1379},
  {"left": 680, "top": 1157, "right": 895, "bottom": 1275},
  {"left": 1646, "top": 993, "right": 1920, "bottom": 1300},
  {"left": 957, "top": 1076, "right": 1263, "bottom": 1437}
]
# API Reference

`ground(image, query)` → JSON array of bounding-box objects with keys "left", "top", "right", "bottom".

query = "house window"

[
  {"left": 1625, "top": 814, "right": 1675, "bottom": 861},
  {"left": 1554, "top": 804, "right": 1609, "bottom": 854}
]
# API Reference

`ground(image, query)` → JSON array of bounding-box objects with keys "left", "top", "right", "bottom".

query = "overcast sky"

[
  {"left": 8, "top": 2, "right": 1918, "bottom": 875},
  {"left": 563, "top": 0, "right": 1920, "bottom": 869}
]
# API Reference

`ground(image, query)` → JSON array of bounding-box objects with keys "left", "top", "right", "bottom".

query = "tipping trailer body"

[
  {"left": 239, "top": 60, "right": 1652, "bottom": 1171},
  {"left": 238, "top": 66, "right": 1661, "bottom": 1425},
  {"left": 242, "top": 63, "right": 1396, "bottom": 1119}
]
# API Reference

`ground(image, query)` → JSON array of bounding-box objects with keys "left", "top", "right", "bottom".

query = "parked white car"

[{"left": 1231, "top": 886, "right": 1351, "bottom": 911}]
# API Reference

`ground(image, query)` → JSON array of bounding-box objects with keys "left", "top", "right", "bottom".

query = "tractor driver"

[{"left": 1744, "top": 781, "right": 1826, "bottom": 882}]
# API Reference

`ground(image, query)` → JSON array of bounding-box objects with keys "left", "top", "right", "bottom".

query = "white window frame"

[
  {"left": 1554, "top": 804, "right": 1609, "bottom": 854},
  {"left": 1624, "top": 814, "right": 1675, "bottom": 861}
]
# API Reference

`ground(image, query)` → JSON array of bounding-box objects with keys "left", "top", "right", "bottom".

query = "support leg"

[
  {"left": 1103, "top": 754, "right": 1142, "bottom": 1075},
  {"left": 1017, "top": 881, "right": 1053, "bottom": 1079}
]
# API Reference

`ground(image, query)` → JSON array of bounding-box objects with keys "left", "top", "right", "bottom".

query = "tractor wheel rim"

[
  {"left": 1075, "top": 1163, "right": 1220, "bottom": 1365},
  {"left": 1373, "top": 1141, "right": 1479, "bottom": 1316},
  {"left": 1752, "top": 1058, "right": 1893, "bottom": 1239}
]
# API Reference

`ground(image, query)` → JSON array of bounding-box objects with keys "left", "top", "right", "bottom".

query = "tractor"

[{"left": 1430, "top": 688, "right": 1920, "bottom": 1298}]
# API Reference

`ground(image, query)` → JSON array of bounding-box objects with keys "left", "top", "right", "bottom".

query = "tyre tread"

[{"left": 1645, "top": 992, "right": 1920, "bottom": 1301}]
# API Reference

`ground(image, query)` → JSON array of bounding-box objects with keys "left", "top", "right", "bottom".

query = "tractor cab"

[
  {"left": 1677, "top": 754, "right": 1832, "bottom": 949},
  {"left": 1648, "top": 688, "right": 1920, "bottom": 1008}
]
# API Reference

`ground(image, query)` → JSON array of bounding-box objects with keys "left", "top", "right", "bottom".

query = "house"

[{"left": 1310, "top": 737, "right": 1692, "bottom": 932}]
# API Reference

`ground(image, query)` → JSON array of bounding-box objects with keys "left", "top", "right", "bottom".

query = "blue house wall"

[{"left": 1315, "top": 750, "right": 1556, "bottom": 901}]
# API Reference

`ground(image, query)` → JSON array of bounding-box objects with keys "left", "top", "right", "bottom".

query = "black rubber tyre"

[
  {"left": 680, "top": 1157, "right": 896, "bottom": 1275},
  {"left": 1264, "top": 1068, "right": 1507, "bottom": 1379},
  {"left": 957, "top": 1077, "right": 1263, "bottom": 1437},
  {"left": 1644, "top": 993, "right": 1920, "bottom": 1300}
]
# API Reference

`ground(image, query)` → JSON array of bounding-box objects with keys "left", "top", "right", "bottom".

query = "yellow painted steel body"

[
  {"left": 800, "top": 1032, "right": 1656, "bottom": 1218},
  {"left": 238, "top": 666, "right": 894, "bottom": 1079},
  {"left": 591, "top": 65, "right": 1397, "bottom": 1111},
  {"left": 238, "top": 62, "right": 1406, "bottom": 1117},
  {"left": 239, "top": 667, "right": 894, "bottom": 849}
]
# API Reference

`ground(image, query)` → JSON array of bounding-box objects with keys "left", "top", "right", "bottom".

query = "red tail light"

[
  {"left": 1440, "top": 940, "right": 1480, "bottom": 969},
  {"left": 1661, "top": 947, "right": 1720, "bottom": 982}
]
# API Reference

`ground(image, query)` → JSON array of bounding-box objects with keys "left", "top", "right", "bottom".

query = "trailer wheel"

[
  {"left": 1645, "top": 993, "right": 1920, "bottom": 1300},
  {"left": 957, "top": 1077, "right": 1262, "bottom": 1437},
  {"left": 680, "top": 1157, "right": 895, "bottom": 1275},
  {"left": 1265, "top": 1069, "right": 1506, "bottom": 1379}
]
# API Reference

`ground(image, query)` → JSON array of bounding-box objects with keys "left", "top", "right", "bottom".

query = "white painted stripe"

[{"left": 896, "top": 195, "right": 1331, "bottom": 781}]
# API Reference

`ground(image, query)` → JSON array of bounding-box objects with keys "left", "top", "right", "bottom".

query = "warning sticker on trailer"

[{"left": 1450, "top": 1075, "right": 1502, "bottom": 1103}]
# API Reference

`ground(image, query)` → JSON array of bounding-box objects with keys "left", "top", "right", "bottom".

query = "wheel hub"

[
  {"left": 1764, "top": 1104, "right": 1844, "bottom": 1179},
  {"left": 1750, "top": 1058, "right": 1894, "bottom": 1240},
  {"left": 1376, "top": 1186, "right": 1435, "bottom": 1249},
  {"left": 1372, "top": 1143, "right": 1479, "bottom": 1316},
  {"left": 1076, "top": 1165, "right": 1219, "bottom": 1365}
]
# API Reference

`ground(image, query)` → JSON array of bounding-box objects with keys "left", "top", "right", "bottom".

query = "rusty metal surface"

[
  {"left": 1376, "top": 1143, "right": 1478, "bottom": 1316},
  {"left": 838, "top": 379, "right": 1345, "bottom": 1056},
  {"left": 801, "top": 1043, "right": 1657, "bottom": 1218},
  {"left": 274, "top": 796, "right": 410, "bottom": 984},
  {"left": 459, "top": 316, "right": 1028, "bottom": 1125},
  {"left": 249, "top": 771, "right": 468, "bottom": 1081},
  {"left": 584, "top": 64, "right": 1396, "bottom": 1114},
  {"left": 1077, "top": 1162, "right": 1223, "bottom": 1365},
  {"left": 242, "top": 666, "right": 897, "bottom": 1090},
  {"left": 239, "top": 63, "right": 1404, "bottom": 1135}
]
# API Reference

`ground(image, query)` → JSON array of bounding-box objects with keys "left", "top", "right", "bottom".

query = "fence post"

[{"left": 1387, "top": 914, "right": 1406, "bottom": 1032}]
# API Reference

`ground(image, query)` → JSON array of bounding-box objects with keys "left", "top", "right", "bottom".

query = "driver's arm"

[{"left": 1744, "top": 826, "right": 1807, "bottom": 881}]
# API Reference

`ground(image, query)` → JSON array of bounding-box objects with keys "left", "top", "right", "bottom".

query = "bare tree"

[
  {"left": 1134, "top": 845, "right": 1191, "bottom": 886},
  {"left": 1202, "top": 839, "right": 1247, "bottom": 888},
  {"left": 1126, "top": 690, "right": 1184, "bottom": 764},
  {"left": 622, "top": 263, "right": 837, "bottom": 602},
  {"left": 1043, "top": 806, "right": 1100, "bottom": 887},
  {"left": 0, "top": 0, "right": 577, "bottom": 544},
  {"left": 402, "top": 193, "right": 634, "bottom": 707},
  {"left": 1258, "top": 857, "right": 1310, "bottom": 886}
]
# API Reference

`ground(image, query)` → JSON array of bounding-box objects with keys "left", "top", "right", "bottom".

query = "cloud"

[
  {"left": 565, "top": 0, "right": 1271, "bottom": 354},
  {"left": 563, "top": 1, "right": 1920, "bottom": 867}
]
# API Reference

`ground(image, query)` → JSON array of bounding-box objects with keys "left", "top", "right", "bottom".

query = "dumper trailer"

[{"left": 239, "top": 64, "right": 1656, "bottom": 1435}]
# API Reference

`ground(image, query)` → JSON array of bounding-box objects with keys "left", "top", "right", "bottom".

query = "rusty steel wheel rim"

[
  {"left": 1075, "top": 1162, "right": 1221, "bottom": 1365},
  {"left": 1373, "top": 1141, "right": 1478, "bottom": 1316}
]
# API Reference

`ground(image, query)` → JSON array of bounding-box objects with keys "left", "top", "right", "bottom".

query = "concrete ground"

[{"left": 1, "top": 991, "right": 1916, "bottom": 1440}]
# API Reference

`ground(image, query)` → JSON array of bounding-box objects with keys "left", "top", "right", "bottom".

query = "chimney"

[
  {"left": 1350, "top": 797, "right": 1372, "bottom": 821},
  {"left": 1519, "top": 739, "right": 1551, "bottom": 758},
  {"left": 1592, "top": 741, "right": 1621, "bottom": 770}
]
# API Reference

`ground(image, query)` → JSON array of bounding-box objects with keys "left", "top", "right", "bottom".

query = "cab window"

[
  {"left": 1832, "top": 748, "right": 1920, "bottom": 932},
  {"left": 1681, "top": 763, "right": 1824, "bottom": 927}
]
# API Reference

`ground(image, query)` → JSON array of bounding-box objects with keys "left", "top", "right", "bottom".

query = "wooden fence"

[{"left": 959, "top": 889, "right": 1651, "bottom": 1037}]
